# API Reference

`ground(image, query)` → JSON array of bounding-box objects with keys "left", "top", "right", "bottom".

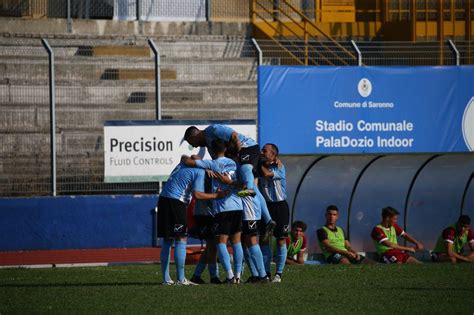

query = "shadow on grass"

[
  {"left": 375, "top": 287, "right": 474, "bottom": 292},
  {"left": 0, "top": 282, "right": 163, "bottom": 288}
]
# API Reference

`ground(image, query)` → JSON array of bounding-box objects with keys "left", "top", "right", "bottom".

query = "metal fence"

[
  {"left": 0, "top": 37, "right": 257, "bottom": 196},
  {"left": 255, "top": 39, "right": 473, "bottom": 66},
  {"left": 1, "top": 38, "right": 473, "bottom": 197}
]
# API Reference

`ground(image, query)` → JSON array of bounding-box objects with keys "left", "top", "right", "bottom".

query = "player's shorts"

[
  {"left": 239, "top": 145, "right": 261, "bottom": 170},
  {"left": 382, "top": 249, "right": 411, "bottom": 264},
  {"left": 326, "top": 253, "right": 365, "bottom": 264},
  {"left": 267, "top": 200, "right": 290, "bottom": 238},
  {"left": 212, "top": 210, "right": 242, "bottom": 236},
  {"left": 188, "top": 215, "right": 214, "bottom": 240},
  {"left": 157, "top": 196, "right": 187, "bottom": 238},
  {"left": 242, "top": 220, "right": 259, "bottom": 236}
]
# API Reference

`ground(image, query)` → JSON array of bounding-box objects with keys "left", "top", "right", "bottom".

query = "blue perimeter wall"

[{"left": 0, "top": 195, "right": 158, "bottom": 251}]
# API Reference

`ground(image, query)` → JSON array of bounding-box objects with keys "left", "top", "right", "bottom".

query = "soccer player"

[
  {"left": 317, "top": 205, "right": 372, "bottom": 264},
  {"left": 258, "top": 143, "right": 289, "bottom": 282},
  {"left": 284, "top": 221, "right": 308, "bottom": 265},
  {"left": 187, "top": 167, "right": 223, "bottom": 284},
  {"left": 431, "top": 215, "right": 474, "bottom": 263},
  {"left": 157, "top": 160, "right": 227, "bottom": 286},
  {"left": 181, "top": 139, "right": 244, "bottom": 283},
  {"left": 183, "top": 124, "right": 276, "bottom": 236},
  {"left": 371, "top": 206, "right": 424, "bottom": 264}
]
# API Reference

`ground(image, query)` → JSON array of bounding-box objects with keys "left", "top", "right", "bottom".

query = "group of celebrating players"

[
  {"left": 156, "top": 123, "right": 474, "bottom": 286},
  {"left": 157, "top": 124, "right": 290, "bottom": 285}
]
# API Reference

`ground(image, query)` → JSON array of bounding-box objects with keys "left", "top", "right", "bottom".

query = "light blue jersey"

[
  {"left": 195, "top": 157, "right": 243, "bottom": 213},
  {"left": 160, "top": 163, "right": 205, "bottom": 204},
  {"left": 204, "top": 124, "right": 257, "bottom": 155},
  {"left": 258, "top": 164, "right": 287, "bottom": 202}
]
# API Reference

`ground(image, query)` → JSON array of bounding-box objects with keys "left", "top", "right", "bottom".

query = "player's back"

[
  {"left": 160, "top": 163, "right": 204, "bottom": 204},
  {"left": 196, "top": 157, "right": 242, "bottom": 212}
]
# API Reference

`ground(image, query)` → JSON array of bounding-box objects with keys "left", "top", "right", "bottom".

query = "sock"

[
  {"left": 208, "top": 263, "right": 218, "bottom": 278},
  {"left": 249, "top": 244, "right": 267, "bottom": 278},
  {"left": 243, "top": 246, "right": 258, "bottom": 277},
  {"left": 216, "top": 243, "right": 234, "bottom": 279},
  {"left": 261, "top": 244, "right": 272, "bottom": 275},
  {"left": 232, "top": 242, "right": 244, "bottom": 279},
  {"left": 174, "top": 240, "right": 187, "bottom": 282},
  {"left": 193, "top": 260, "right": 206, "bottom": 278},
  {"left": 160, "top": 239, "right": 173, "bottom": 282},
  {"left": 240, "top": 164, "right": 255, "bottom": 190},
  {"left": 276, "top": 243, "right": 288, "bottom": 274},
  {"left": 255, "top": 187, "right": 271, "bottom": 224}
]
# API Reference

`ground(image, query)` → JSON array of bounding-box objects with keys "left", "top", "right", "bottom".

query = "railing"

[
  {"left": 251, "top": 0, "right": 357, "bottom": 65},
  {"left": 0, "top": 37, "right": 258, "bottom": 196}
]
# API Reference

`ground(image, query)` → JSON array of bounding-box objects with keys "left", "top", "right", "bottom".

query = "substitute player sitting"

[
  {"left": 317, "top": 205, "right": 372, "bottom": 264},
  {"left": 432, "top": 215, "right": 474, "bottom": 263},
  {"left": 371, "top": 206, "right": 424, "bottom": 264},
  {"left": 285, "top": 221, "right": 308, "bottom": 265}
]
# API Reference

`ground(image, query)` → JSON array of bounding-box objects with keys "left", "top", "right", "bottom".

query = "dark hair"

[
  {"left": 326, "top": 205, "right": 339, "bottom": 212},
  {"left": 184, "top": 126, "right": 199, "bottom": 141},
  {"left": 458, "top": 215, "right": 471, "bottom": 226},
  {"left": 264, "top": 143, "right": 279, "bottom": 156},
  {"left": 211, "top": 139, "right": 227, "bottom": 154},
  {"left": 292, "top": 220, "right": 307, "bottom": 232},
  {"left": 382, "top": 206, "right": 399, "bottom": 219}
]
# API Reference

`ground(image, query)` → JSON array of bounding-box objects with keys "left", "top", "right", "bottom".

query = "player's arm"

[
  {"left": 214, "top": 172, "right": 246, "bottom": 189},
  {"left": 321, "top": 239, "right": 350, "bottom": 255},
  {"left": 401, "top": 232, "right": 424, "bottom": 250},
  {"left": 260, "top": 164, "right": 274, "bottom": 178},
  {"left": 181, "top": 155, "right": 197, "bottom": 167},
  {"left": 193, "top": 190, "right": 228, "bottom": 200},
  {"left": 380, "top": 239, "right": 416, "bottom": 253},
  {"left": 444, "top": 241, "right": 471, "bottom": 262},
  {"left": 295, "top": 249, "right": 305, "bottom": 264},
  {"left": 344, "top": 240, "right": 360, "bottom": 259}
]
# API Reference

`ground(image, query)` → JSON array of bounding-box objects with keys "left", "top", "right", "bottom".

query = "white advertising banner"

[{"left": 104, "top": 120, "right": 257, "bottom": 182}]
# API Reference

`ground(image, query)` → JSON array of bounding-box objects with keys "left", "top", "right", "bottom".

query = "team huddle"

[
  {"left": 156, "top": 124, "right": 474, "bottom": 286},
  {"left": 157, "top": 124, "right": 291, "bottom": 285}
]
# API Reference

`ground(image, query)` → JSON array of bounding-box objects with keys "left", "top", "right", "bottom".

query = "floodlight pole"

[
  {"left": 41, "top": 39, "right": 57, "bottom": 196},
  {"left": 252, "top": 38, "right": 263, "bottom": 66},
  {"left": 351, "top": 40, "right": 362, "bottom": 66},
  {"left": 448, "top": 40, "right": 460, "bottom": 66},
  {"left": 148, "top": 39, "right": 161, "bottom": 120}
]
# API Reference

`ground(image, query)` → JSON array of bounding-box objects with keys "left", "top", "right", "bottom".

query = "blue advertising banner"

[{"left": 258, "top": 66, "right": 474, "bottom": 154}]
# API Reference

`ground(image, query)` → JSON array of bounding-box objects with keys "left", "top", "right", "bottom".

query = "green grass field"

[{"left": 1, "top": 263, "right": 473, "bottom": 313}]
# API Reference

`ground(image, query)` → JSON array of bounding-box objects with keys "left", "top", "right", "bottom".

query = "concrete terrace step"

[
  {"left": 0, "top": 84, "right": 257, "bottom": 105},
  {"left": 0, "top": 57, "right": 257, "bottom": 82},
  {"left": 0, "top": 102, "right": 257, "bottom": 132}
]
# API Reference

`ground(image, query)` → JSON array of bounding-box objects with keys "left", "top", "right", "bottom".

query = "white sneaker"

[
  {"left": 162, "top": 280, "right": 175, "bottom": 286},
  {"left": 176, "top": 278, "right": 198, "bottom": 286},
  {"left": 272, "top": 274, "right": 282, "bottom": 283}
]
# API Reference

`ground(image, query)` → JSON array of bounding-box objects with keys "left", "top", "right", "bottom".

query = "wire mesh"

[
  {"left": 0, "top": 37, "right": 257, "bottom": 196},
  {"left": 209, "top": 0, "right": 250, "bottom": 22},
  {"left": 256, "top": 39, "right": 464, "bottom": 66},
  {"left": 0, "top": 40, "right": 51, "bottom": 196}
]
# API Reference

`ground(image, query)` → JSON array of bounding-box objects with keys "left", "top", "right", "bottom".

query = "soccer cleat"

[
  {"left": 244, "top": 276, "right": 259, "bottom": 284},
  {"left": 234, "top": 278, "right": 241, "bottom": 284},
  {"left": 272, "top": 274, "right": 282, "bottom": 283},
  {"left": 190, "top": 275, "right": 206, "bottom": 284},
  {"left": 261, "top": 220, "right": 277, "bottom": 242},
  {"left": 175, "top": 278, "right": 198, "bottom": 286},
  {"left": 237, "top": 189, "right": 257, "bottom": 198},
  {"left": 162, "top": 280, "right": 175, "bottom": 286},
  {"left": 257, "top": 276, "right": 271, "bottom": 284},
  {"left": 210, "top": 277, "right": 223, "bottom": 284},
  {"left": 224, "top": 277, "right": 236, "bottom": 284}
]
